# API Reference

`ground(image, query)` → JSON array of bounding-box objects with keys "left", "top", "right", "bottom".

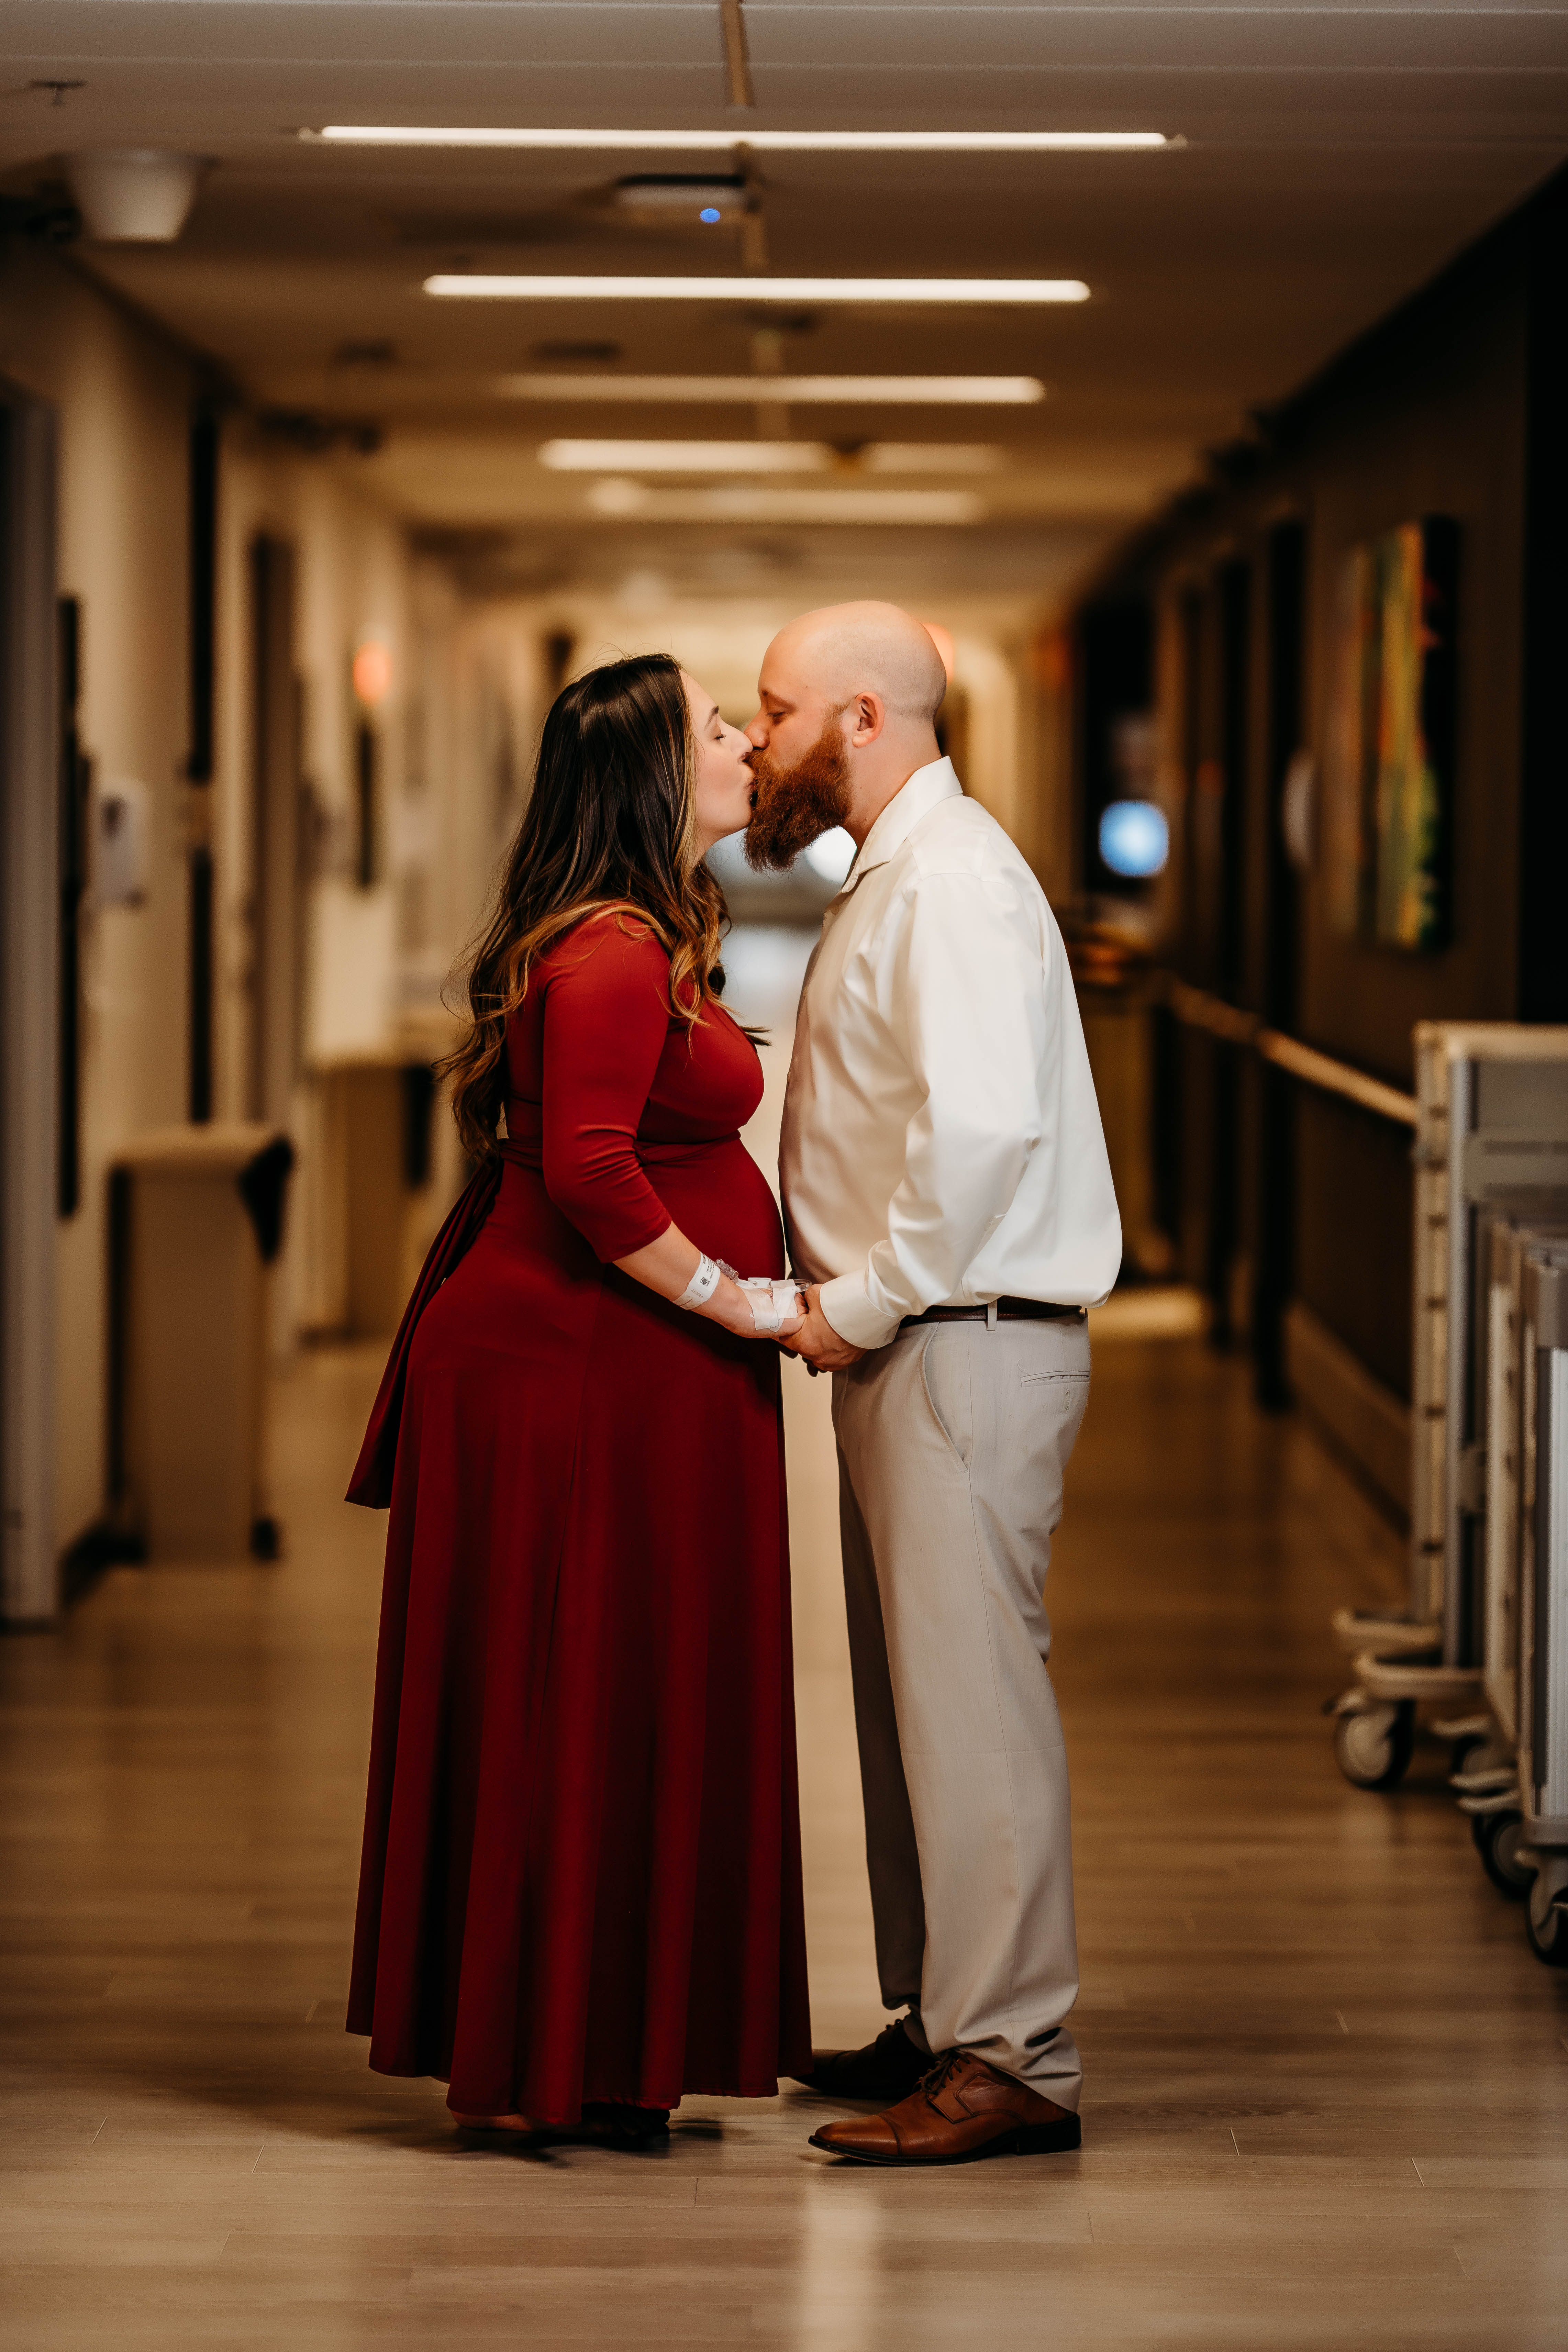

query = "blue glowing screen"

[
  {"left": 1099, "top": 799, "right": 1169, "bottom": 879},
  {"left": 700, "top": 207, "right": 722, "bottom": 223}
]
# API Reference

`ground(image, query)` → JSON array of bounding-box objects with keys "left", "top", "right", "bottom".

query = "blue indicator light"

[
  {"left": 699, "top": 206, "right": 722, "bottom": 224},
  {"left": 1099, "top": 799, "right": 1169, "bottom": 878}
]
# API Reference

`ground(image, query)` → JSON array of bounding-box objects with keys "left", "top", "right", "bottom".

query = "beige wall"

[
  {"left": 1, "top": 247, "right": 461, "bottom": 1558},
  {"left": 212, "top": 438, "right": 442, "bottom": 1340},
  {"left": 2, "top": 249, "right": 197, "bottom": 1550}
]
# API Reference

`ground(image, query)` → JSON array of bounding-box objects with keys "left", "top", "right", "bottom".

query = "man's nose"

[{"left": 744, "top": 712, "right": 768, "bottom": 747}]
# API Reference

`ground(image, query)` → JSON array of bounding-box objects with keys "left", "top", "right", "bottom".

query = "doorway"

[
  {"left": 0, "top": 383, "right": 59, "bottom": 1621},
  {"left": 249, "top": 535, "right": 303, "bottom": 1126}
]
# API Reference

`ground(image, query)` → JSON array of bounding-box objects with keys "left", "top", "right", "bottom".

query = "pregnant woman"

[{"left": 345, "top": 653, "right": 812, "bottom": 2142}]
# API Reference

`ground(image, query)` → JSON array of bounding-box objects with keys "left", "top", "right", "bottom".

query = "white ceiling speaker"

[{"left": 65, "top": 149, "right": 208, "bottom": 242}]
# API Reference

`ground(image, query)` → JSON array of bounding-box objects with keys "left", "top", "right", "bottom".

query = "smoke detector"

[{"left": 65, "top": 149, "right": 208, "bottom": 241}]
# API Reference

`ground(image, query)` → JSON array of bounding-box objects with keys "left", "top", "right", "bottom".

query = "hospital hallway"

[
  {"left": 5, "top": 5, "right": 1568, "bottom": 2347},
  {"left": 2, "top": 962, "right": 1567, "bottom": 2351}
]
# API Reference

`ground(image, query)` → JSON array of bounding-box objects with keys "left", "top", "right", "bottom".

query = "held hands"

[
  {"left": 618, "top": 1231, "right": 807, "bottom": 1340},
  {"left": 780, "top": 1285, "right": 867, "bottom": 1374},
  {"left": 702, "top": 1267, "right": 807, "bottom": 1341}
]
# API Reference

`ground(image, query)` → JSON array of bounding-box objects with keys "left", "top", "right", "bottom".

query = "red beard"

[{"left": 744, "top": 719, "right": 853, "bottom": 873}]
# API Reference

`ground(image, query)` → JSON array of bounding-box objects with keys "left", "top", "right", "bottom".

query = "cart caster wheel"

[
  {"left": 1526, "top": 1864, "right": 1568, "bottom": 1968},
  {"left": 1471, "top": 1809, "right": 1531, "bottom": 1900},
  {"left": 1334, "top": 1701, "right": 1415, "bottom": 1791}
]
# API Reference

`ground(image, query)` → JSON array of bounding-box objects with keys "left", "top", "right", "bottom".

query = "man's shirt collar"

[{"left": 834, "top": 757, "right": 961, "bottom": 897}]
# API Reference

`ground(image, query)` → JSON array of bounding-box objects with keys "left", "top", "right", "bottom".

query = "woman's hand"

[
  {"left": 613, "top": 1227, "right": 803, "bottom": 1341},
  {"left": 702, "top": 1274, "right": 805, "bottom": 1341}
]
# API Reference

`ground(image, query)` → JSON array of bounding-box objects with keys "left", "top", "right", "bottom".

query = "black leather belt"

[{"left": 899, "top": 1297, "right": 1087, "bottom": 1334}]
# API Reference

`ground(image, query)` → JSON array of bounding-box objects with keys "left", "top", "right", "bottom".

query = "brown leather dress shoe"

[
  {"left": 789, "top": 2017, "right": 930, "bottom": 2101},
  {"left": 808, "top": 2047, "right": 1081, "bottom": 2166}
]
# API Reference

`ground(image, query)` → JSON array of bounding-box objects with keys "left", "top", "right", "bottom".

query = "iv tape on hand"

[{"left": 732, "top": 1275, "right": 805, "bottom": 1335}]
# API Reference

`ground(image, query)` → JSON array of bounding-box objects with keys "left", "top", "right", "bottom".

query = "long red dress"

[{"left": 346, "top": 913, "right": 812, "bottom": 2121}]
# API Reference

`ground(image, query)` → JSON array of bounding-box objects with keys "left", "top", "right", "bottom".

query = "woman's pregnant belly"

[
  {"left": 412, "top": 1138, "right": 783, "bottom": 1382},
  {"left": 640, "top": 1136, "right": 785, "bottom": 1278}
]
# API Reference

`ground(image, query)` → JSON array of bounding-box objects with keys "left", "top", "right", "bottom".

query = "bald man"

[{"left": 745, "top": 603, "right": 1121, "bottom": 2167}]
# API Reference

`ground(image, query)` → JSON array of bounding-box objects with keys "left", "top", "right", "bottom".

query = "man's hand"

[{"left": 783, "top": 1285, "right": 867, "bottom": 1374}]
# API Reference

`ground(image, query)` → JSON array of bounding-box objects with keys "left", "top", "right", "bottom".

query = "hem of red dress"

[
  {"left": 351, "top": 2027, "right": 812, "bottom": 2121},
  {"left": 441, "top": 2076, "right": 805, "bottom": 2127}
]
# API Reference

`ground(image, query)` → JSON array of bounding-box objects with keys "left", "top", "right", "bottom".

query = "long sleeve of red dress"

[{"left": 537, "top": 919, "right": 677, "bottom": 1262}]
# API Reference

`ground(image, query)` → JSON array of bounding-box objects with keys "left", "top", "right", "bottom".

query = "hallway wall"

[
  {"left": 6, "top": 245, "right": 203, "bottom": 1554},
  {"left": 211, "top": 439, "right": 442, "bottom": 1346},
  {"left": 1060, "top": 167, "right": 1568, "bottom": 1508},
  {"left": 0, "top": 242, "right": 481, "bottom": 1570}
]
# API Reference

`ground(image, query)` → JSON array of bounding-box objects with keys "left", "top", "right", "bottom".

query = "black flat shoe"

[
  {"left": 789, "top": 2017, "right": 931, "bottom": 2101},
  {"left": 579, "top": 2102, "right": 671, "bottom": 2147}
]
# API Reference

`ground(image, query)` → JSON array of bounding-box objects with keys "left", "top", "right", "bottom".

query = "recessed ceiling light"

[
  {"left": 500, "top": 375, "right": 1046, "bottom": 405},
  {"left": 306, "top": 127, "right": 1172, "bottom": 154},
  {"left": 587, "top": 479, "right": 985, "bottom": 524},
  {"left": 538, "top": 439, "right": 1003, "bottom": 473},
  {"left": 429, "top": 274, "right": 1088, "bottom": 303}
]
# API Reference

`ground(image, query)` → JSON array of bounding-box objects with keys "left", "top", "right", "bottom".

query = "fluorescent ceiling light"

[
  {"left": 588, "top": 479, "right": 984, "bottom": 523},
  {"left": 429, "top": 274, "right": 1088, "bottom": 303},
  {"left": 501, "top": 375, "right": 1045, "bottom": 405},
  {"left": 538, "top": 439, "right": 1002, "bottom": 473},
  {"left": 309, "top": 126, "right": 1170, "bottom": 154}
]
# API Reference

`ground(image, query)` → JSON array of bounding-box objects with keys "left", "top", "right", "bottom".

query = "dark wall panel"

[
  {"left": 1295, "top": 1095, "right": 1414, "bottom": 1401},
  {"left": 1295, "top": 260, "right": 1528, "bottom": 1083}
]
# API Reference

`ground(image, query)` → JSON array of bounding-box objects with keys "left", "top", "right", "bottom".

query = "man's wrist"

[{"left": 818, "top": 1273, "right": 900, "bottom": 1352}]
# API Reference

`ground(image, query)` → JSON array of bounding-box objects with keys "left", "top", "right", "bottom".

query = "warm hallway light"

[
  {"left": 307, "top": 126, "right": 1172, "bottom": 154},
  {"left": 537, "top": 439, "right": 1002, "bottom": 472},
  {"left": 501, "top": 375, "right": 1046, "bottom": 405},
  {"left": 429, "top": 274, "right": 1089, "bottom": 303},
  {"left": 586, "top": 479, "right": 983, "bottom": 523},
  {"left": 352, "top": 639, "right": 393, "bottom": 704},
  {"left": 921, "top": 622, "right": 957, "bottom": 682}
]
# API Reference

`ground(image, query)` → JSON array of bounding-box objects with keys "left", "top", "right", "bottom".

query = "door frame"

[{"left": 0, "top": 380, "right": 59, "bottom": 1621}]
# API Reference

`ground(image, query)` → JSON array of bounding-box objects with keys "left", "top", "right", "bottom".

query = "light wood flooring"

[
  {"left": 4, "top": 1317, "right": 1567, "bottom": 2349},
  {"left": 5, "top": 944, "right": 1567, "bottom": 2349}
]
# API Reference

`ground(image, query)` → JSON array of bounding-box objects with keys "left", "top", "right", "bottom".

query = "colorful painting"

[{"left": 1323, "top": 517, "right": 1457, "bottom": 953}]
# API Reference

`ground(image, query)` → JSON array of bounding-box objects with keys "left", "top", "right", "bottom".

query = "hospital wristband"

[{"left": 675, "top": 1252, "right": 722, "bottom": 1311}]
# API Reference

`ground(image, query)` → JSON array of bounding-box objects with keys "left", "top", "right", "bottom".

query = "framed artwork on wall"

[{"left": 1323, "top": 515, "right": 1458, "bottom": 954}]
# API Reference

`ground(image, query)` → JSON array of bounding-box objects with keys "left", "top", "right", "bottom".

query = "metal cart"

[
  {"left": 1517, "top": 1243, "right": 1568, "bottom": 1964},
  {"left": 1330, "top": 1023, "right": 1568, "bottom": 1790},
  {"left": 1454, "top": 1219, "right": 1568, "bottom": 1895}
]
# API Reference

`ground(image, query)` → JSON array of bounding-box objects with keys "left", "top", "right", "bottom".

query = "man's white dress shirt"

[{"left": 779, "top": 757, "right": 1122, "bottom": 1351}]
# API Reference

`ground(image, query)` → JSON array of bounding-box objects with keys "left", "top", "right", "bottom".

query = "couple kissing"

[{"left": 345, "top": 600, "right": 1121, "bottom": 2166}]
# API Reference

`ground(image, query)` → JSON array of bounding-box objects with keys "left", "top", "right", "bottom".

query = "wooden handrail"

[{"left": 1159, "top": 975, "right": 1419, "bottom": 1129}]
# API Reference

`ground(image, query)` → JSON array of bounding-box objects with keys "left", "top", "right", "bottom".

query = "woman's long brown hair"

[{"left": 443, "top": 651, "right": 730, "bottom": 1162}]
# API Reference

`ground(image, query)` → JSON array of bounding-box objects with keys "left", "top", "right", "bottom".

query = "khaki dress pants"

[{"left": 832, "top": 1313, "right": 1090, "bottom": 2110}]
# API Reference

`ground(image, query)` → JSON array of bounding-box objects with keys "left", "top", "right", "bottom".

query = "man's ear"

[{"left": 848, "top": 691, "right": 886, "bottom": 747}]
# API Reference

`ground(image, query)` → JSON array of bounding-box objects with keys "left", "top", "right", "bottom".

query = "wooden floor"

[
  {"left": 4, "top": 910, "right": 1566, "bottom": 2352},
  {"left": 5, "top": 1321, "right": 1567, "bottom": 2349}
]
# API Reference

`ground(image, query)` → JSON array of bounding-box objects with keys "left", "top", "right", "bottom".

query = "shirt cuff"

[{"left": 818, "top": 1271, "right": 904, "bottom": 1352}]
